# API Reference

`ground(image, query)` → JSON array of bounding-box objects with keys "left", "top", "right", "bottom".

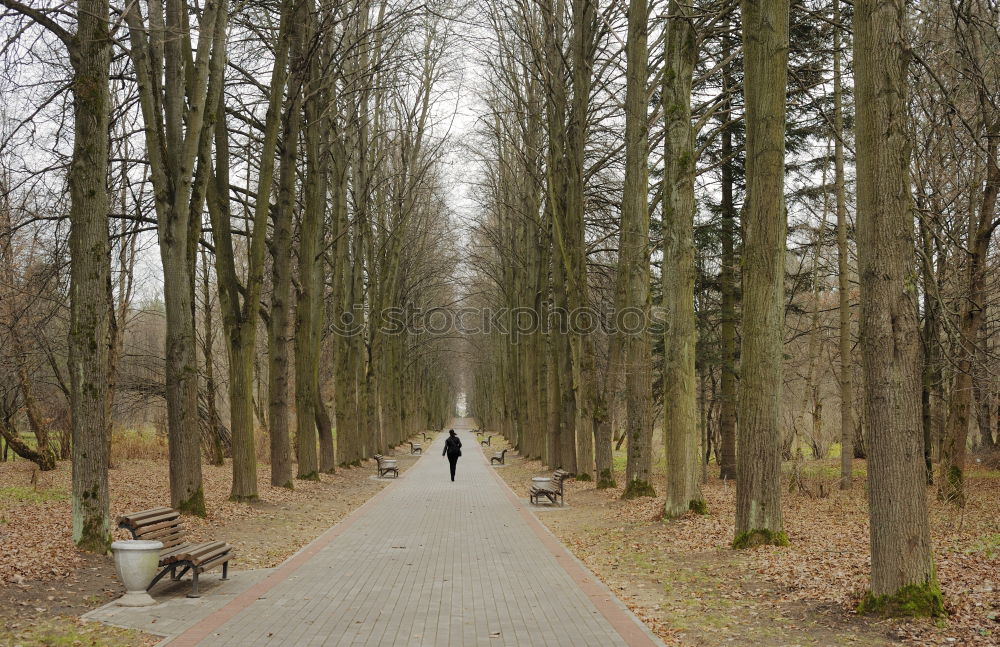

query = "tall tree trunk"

[
  {"left": 123, "top": 0, "right": 223, "bottom": 516},
  {"left": 200, "top": 250, "right": 225, "bottom": 466},
  {"left": 718, "top": 54, "right": 738, "bottom": 482},
  {"left": 833, "top": 0, "right": 854, "bottom": 488},
  {"left": 661, "top": 0, "right": 703, "bottom": 517},
  {"left": 200, "top": 0, "right": 282, "bottom": 502},
  {"left": 619, "top": 0, "right": 655, "bottom": 499},
  {"left": 331, "top": 133, "right": 360, "bottom": 467},
  {"left": 562, "top": 0, "right": 598, "bottom": 482},
  {"left": 69, "top": 0, "right": 113, "bottom": 550},
  {"left": 734, "top": 0, "right": 789, "bottom": 548},
  {"left": 854, "top": 0, "right": 942, "bottom": 614},
  {"left": 298, "top": 9, "right": 334, "bottom": 474},
  {"left": 919, "top": 215, "right": 940, "bottom": 484},
  {"left": 273, "top": 109, "right": 306, "bottom": 481}
]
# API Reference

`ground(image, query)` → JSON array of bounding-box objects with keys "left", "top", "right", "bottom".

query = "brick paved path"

[{"left": 167, "top": 419, "right": 663, "bottom": 647}]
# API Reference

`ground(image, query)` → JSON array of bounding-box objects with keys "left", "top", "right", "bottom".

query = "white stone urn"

[{"left": 110, "top": 540, "right": 163, "bottom": 607}]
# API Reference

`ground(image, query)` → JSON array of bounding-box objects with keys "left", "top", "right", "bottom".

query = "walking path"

[{"left": 126, "top": 419, "right": 664, "bottom": 646}]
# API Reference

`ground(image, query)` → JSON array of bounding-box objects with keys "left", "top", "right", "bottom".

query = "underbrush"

[{"left": 111, "top": 429, "right": 169, "bottom": 462}]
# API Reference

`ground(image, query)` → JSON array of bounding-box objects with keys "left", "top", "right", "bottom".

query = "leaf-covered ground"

[
  {"left": 493, "top": 439, "right": 1000, "bottom": 646},
  {"left": 0, "top": 439, "right": 427, "bottom": 647}
]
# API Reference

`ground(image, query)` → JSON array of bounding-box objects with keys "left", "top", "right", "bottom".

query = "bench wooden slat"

[
  {"left": 132, "top": 517, "right": 184, "bottom": 534},
  {"left": 159, "top": 536, "right": 188, "bottom": 552},
  {"left": 136, "top": 524, "right": 185, "bottom": 541},
  {"left": 195, "top": 551, "right": 232, "bottom": 574},
  {"left": 174, "top": 541, "right": 228, "bottom": 563},
  {"left": 120, "top": 507, "right": 177, "bottom": 525},
  {"left": 119, "top": 512, "right": 180, "bottom": 531},
  {"left": 159, "top": 543, "right": 192, "bottom": 562},
  {"left": 190, "top": 544, "right": 230, "bottom": 564},
  {"left": 120, "top": 506, "right": 173, "bottom": 522}
]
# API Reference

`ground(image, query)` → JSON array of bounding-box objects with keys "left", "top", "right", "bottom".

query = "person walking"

[{"left": 443, "top": 430, "right": 462, "bottom": 482}]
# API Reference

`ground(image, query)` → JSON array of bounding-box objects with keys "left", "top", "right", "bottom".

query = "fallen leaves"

[
  {"left": 0, "top": 448, "right": 417, "bottom": 584},
  {"left": 499, "top": 450, "right": 1000, "bottom": 646}
]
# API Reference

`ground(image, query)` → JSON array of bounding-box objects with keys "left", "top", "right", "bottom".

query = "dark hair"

[{"left": 449, "top": 429, "right": 456, "bottom": 435}]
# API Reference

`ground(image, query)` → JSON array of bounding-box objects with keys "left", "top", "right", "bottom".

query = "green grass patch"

[
  {"left": 0, "top": 616, "right": 151, "bottom": 647},
  {"left": 0, "top": 485, "right": 68, "bottom": 505},
  {"left": 965, "top": 534, "right": 1000, "bottom": 559}
]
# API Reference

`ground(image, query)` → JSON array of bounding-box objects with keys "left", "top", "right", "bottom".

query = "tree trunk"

[
  {"left": 67, "top": 0, "right": 113, "bottom": 548},
  {"left": 199, "top": 250, "right": 225, "bottom": 466},
  {"left": 833, "top": 0, "right": 854, "bottom": 488},
  {"left": 718, "top": 53, "right": 738, "bottom": 481},
  {"left": 854, "top": 0, "right": 942, "bottom": 614},
  {"left": 619, "top": 0, "right": 655, "bottom": 499},
  {"left": 123, "top": 0, "right": 223, "bottom": 517},
  {"left": 661, "top": 0, "right": 703, "bottom": 517},
  {"left": 299, "top": 9, "right": 334, "bottom": 474},
  {"left": 734, "top": 0, "right": 789, "bottom": 548},
  {"left": 272, "top": 109, "right": 305, "bottom": 479},
  {"left": 563, "top": 0, "right": 598, "bottom": 482}
]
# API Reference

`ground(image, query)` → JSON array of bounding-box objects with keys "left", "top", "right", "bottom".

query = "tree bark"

[
  {"left": 734, "top": 0, "right": 789, "bottom": 547},
  {"left": 661, "top": 0, "right": 703, "bottom": 517},
  {"left": 123, "top": 0, "right": 223, "bottom": 516},
  {"left": 199, "top": 249, "right": 225, "bottom": 466},
  {"left": 619, "top": 0, "right": 655, "bottom": 498},
  {"left": 69, "top": 0, "right": 113, "bottom": 550},
  {"left": 833, "top": 0, "right": 854, "bottom": 489},
  {"left": 854, "top": 0, "right": 942, "bottom": 613},
  {"left": 718, "top": 52, "right": 738, "bottom": 482}
]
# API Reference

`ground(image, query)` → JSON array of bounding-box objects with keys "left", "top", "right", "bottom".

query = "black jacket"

[{"left": 443, "top": 435, "right": 462, "bottom": 457}]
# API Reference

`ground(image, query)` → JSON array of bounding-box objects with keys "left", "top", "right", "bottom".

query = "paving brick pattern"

[{"left": 166, "top": 419, "right": 662, "bottom": 646}]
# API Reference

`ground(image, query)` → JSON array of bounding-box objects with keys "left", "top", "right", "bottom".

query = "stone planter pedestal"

[{"left": 111, "top": 540, "right": 163, "bottom": 607}]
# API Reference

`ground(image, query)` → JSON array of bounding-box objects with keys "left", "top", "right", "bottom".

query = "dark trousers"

[{"left": 447, "top": 454, "right": 459, "bottom": 481}]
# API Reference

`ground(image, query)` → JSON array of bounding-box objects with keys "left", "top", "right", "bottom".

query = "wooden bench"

[
  {"left": 117, "top": 507, "right": 232, "bottom": 598},
  {"left": 490, "top": 448, "right": 507, "bottom": 465},
  {"left": 529, "top": 470, "right": 570, "bottom": 506},
  {"left": 480, "top": 435, "right": 491, "bottom": 447},
  {"left": 409, "top": 441, "right": 422, "bottom": 455},
  {"left": 374, "top": 454, "right": 398, "bottom": 478}
]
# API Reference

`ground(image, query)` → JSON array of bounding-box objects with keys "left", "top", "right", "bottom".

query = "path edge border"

[
  {"left": 158, "top": 452, "right": 417, "bottom": 647},
  {"left": 477, "top": 439, "right": 667, "bottom": 647}
]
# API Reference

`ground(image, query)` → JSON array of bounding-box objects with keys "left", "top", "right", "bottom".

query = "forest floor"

[
  {"left": 0, "top": 438, "right": 427, "bottom": 647},
  {"left": 492, "top": 437, "right": 1000, "bottom": 646}
]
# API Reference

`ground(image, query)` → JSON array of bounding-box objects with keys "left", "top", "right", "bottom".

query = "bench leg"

[
  {"left": 221, "top": 561, "right": 229, "bottom": 581},
  {"left": 187, "top": 570, "right": 200, "bottom": 598},
  {"left": 147, "top": 565, "right": 173, "bottom": 591}
]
